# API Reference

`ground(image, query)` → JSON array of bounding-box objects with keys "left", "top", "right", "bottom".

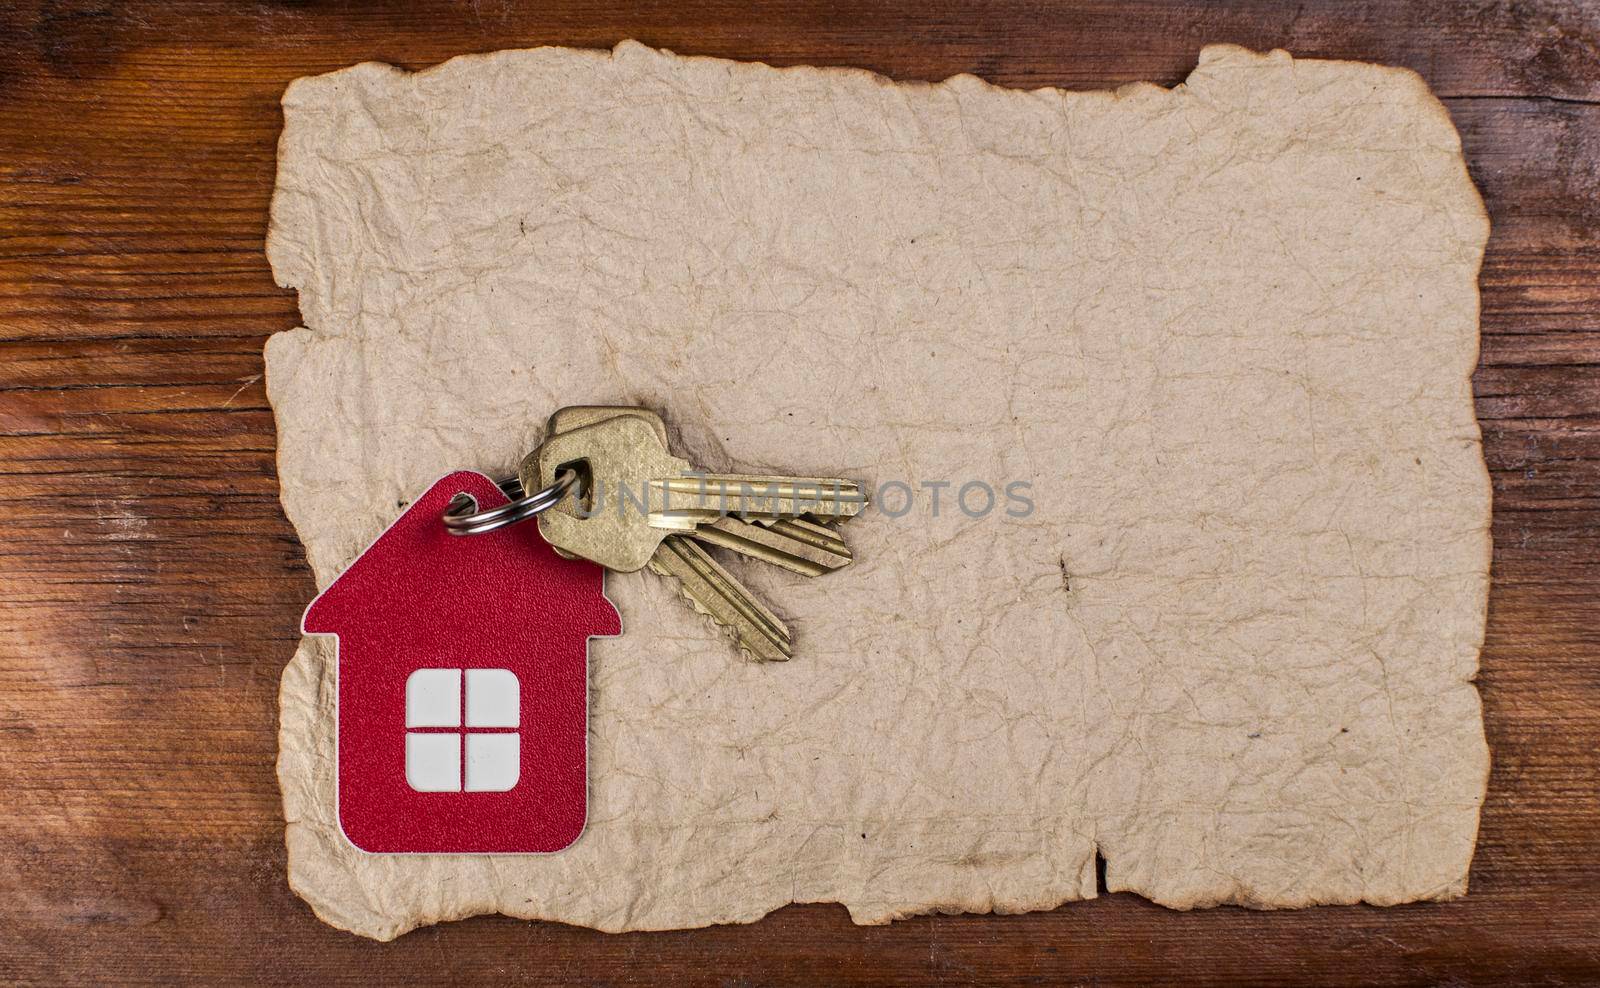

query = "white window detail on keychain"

[{"left": 404, "top": 668, "right": 521, "bottom": 793}]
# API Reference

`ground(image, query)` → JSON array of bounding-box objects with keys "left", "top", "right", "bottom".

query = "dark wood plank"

[{"left": 2, "top": 1, "right": 1598, "bottom": 984}]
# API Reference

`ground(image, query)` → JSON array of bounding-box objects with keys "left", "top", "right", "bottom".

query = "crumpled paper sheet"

[{"left": 265, "top": 41, "right": 1491, "bottom": 940}]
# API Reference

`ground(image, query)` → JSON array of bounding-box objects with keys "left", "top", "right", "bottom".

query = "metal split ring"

[{"left": 442, "top": 468, "right": 580, "bottom": 536}]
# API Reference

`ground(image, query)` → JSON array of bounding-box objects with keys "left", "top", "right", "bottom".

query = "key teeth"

[
  {"left": 687, "top": 516, "right": 852, "bottom": 577},
  {"left": 646, "top": 553, "right": 793, "bottom": 662}
]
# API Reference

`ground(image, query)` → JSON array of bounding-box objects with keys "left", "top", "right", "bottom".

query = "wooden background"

[{"left": 2, "top": 1, "right": 1596, "bottom": 984}]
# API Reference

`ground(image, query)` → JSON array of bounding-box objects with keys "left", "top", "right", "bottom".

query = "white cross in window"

[{"left": 403, "top": 668, "right": 521, "bottom": 792}]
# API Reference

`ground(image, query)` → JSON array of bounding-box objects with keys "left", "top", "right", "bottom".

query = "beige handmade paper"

[{"left": 266, "top": 42, "right": 1490, "bottom": 940}]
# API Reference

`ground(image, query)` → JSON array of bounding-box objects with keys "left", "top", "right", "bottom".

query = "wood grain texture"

[{"left": 0, "top": 1, "right": 1596, "bottom": 984}]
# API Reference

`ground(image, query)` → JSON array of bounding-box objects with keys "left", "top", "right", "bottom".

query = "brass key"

[
  {"left": 648, "top": 535, "right": 793, "bottom": 662},
  {"left": 524, "top": 413, "right": 866, "bottom": 572},
  {"left": 537, "top": 407, "right": 792, "bottom": 660},
  {"left": 538, "top": 407, "right": 853, "bottom": 575},
  {"left": 530, "top": 406, "right": 859, "bottom": 661},
  {"left": 440, "top": 406, "right": 857, "bottom": 660}
]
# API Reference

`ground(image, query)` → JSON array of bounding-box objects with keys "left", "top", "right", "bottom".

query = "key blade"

[
  {"left": 687, "top": 516, "right": 852, "bottom": 577},
  {"left": 648, "top": 535, "right": 792, "bottom": 662},
  {"left": 760, "top": 517, "right": 851, "bottom": 554},
  {"left": 647, "top": 474, "right": 868, "bottom": 525}
]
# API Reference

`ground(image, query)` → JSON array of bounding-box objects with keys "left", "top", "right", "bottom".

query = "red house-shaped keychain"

[{"left": 303, "top": 471, "right": 620, "bottom": 854}]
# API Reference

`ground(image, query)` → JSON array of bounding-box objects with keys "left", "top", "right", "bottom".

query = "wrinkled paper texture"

[{"left": 266, "top": 42, "right": 1490, "bottom": 940}]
